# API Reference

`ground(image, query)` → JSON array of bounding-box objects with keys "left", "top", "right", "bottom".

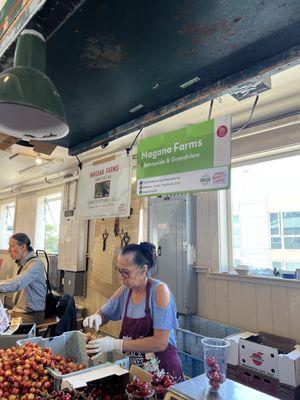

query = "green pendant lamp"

[{"left": 0, "top": 29, "right": 68, "bottom": 140}]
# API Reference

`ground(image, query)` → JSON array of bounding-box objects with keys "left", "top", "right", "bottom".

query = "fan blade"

[
  {"left": 0, "top": 133, "right": 18, "bottom": 150},
  {"left": 29, "top": 140, "right": 57, "bottom": 155}
]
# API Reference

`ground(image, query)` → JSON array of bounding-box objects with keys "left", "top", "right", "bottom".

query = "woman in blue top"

[{"left": 84, "top": 242, "right": 183, "bottom": 381}]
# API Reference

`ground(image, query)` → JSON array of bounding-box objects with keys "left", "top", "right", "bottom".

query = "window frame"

[
  {"left": 0, "top": 201, "right": 16, "bottom": 250},
  {"left": 226, "top": 149, "right": 300, "bottom": 273},
  {"left": 269, "top": 211, "right": 300, "bottom": 250},
  {"left": 34, "top": 192, "right": 62, "bottom": 254}
]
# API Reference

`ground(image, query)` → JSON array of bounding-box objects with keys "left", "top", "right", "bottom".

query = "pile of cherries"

[
  {"left": 0, "top": 342, "right": 87, "bottom": 399},
  {"left": 81, "top": 378, "right": 126, "bottom": 400},
  {"left": 205, "top": 356, "right": 225, "bottom": 392},
  {"left": 126, "top": 378, "right": 153, "bottom": 399},
  {"left": 151, "top": 374, "right": 176, "bottom": 399},
  {"left": 36, "top": 388, "right": 84, "bottom": 400}
]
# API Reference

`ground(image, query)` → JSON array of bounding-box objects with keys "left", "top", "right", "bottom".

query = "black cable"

[
  {"left": 75, "top": 155, "right": 83, "bottom": 170},
  {"left": 232, "top": 95, "right": 259, "bottom": 137},
  {"left": 126, "top": 128, "right": 143, "bottom": 155},
  {"left": 208, "top": 99, "right": 214, "bottom": 120}
]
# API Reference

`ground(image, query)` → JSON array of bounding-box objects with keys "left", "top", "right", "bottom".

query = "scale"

[{"left": 165, "top": 374, "right": 277, "bottom": 400}]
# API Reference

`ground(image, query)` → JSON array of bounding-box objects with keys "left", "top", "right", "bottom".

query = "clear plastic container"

[
  {"left": 126, "top": 387, "right": 155, "bottom": 400},
  {"left": 202, "top": 337, "right": 230, "bottom": 393}
]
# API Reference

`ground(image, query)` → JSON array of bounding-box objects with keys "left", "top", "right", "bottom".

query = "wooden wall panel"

[
  {"left": 197, "top": 272, "right": 300, "bottom": 343},
  {"left": 215, "top": 280, "right": 229, "bottom": 324},
  {"left": 271, "top": 286, "right": 290, "bottom": 338},
  {"left": 204, "top": 278, "right": 216, "bottom": 320},
  {"left": 241, "top": 283, "right": 257, "bottom": 332},
  {"left": 228, "top": 281, "right": 242, "bottom": 328},
  {"left": 256, "top": 284, "right": 273, "bottom": 333},
  {"left": 288, "top": 288, "right": 300, "bottom": 343},
  {"left": 197, "top": 272, "right": 206, "bottom": 317}
]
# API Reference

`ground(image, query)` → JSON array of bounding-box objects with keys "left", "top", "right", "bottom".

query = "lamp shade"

[{"left": 0, "top": 30, "right": 68, "bottom": 140}]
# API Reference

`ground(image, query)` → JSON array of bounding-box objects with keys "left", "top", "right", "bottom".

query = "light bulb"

[{"left": 35, "top": 156, "right": 42, "bottom": 164}]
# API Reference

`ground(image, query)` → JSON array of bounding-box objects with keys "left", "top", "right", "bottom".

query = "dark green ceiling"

[{"left": 4, "top": 0, "right": 300, "bottom": 155}]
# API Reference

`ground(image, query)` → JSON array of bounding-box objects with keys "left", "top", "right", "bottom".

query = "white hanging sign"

[{"left": 76, "top": 152, "right": 132, "bottom": 219}]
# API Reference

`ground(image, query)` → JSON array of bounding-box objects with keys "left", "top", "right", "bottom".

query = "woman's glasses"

[{"left": 114, "top": 266, "right": 131, "bottom": 279}]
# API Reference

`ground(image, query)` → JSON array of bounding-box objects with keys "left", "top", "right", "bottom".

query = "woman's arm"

[
  {"left": 123, "top": 283, "right": 171, "bottom": 352},
  {"left": 0, "top": 262, "right": 41, "bottom": 293},
  {"left": 96, "top": 285, "right": 125, "bottom": 325}
]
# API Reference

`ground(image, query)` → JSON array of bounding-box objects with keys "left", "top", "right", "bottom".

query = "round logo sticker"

[
  {"left": 250, "top": 352, "right": 264, "bottom": 366},
  {"left": 217, "top": 125, "right": 228, "bottom": 138},
  {"left": 200, "top": 175, "right": 210, "bottom": 185}
]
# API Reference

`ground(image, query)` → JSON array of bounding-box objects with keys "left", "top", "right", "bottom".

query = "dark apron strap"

[
  {"left": 123, "top": 279, "right": 152, "bottom": 318},
  {"left": 144, "top": 279, "right": 152, "bottom": 315},
  {"left": 16, "top": 256, "right": 38, "bottom": 275}
]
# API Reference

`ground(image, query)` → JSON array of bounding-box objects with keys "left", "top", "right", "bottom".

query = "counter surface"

[{"left": 169, "top": 374, "right": 278, "bottom": 400}]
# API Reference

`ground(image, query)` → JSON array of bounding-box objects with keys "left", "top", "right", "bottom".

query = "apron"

[{"left": 119, "top": 280, "right": 183, "bottom": 381}]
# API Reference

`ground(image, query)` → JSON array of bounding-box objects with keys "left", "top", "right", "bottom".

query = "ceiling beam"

[{"left": 69, "top": 44, "right": 300, "bottom": 156}]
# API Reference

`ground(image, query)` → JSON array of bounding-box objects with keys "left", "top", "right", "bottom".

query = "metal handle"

[{"left": 158, "top": 245, "right": 162, "bottom": 256}]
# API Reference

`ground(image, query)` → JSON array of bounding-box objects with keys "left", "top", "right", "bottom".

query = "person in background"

[
  {"left": 0, "top": 233, "right": 46, "bottom": 324},
  {"left": 84, "top": 242, "right": 183, "bottom": 381}
]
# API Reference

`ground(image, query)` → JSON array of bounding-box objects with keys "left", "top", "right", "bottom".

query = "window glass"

[
  {"left": 35, "top": 193, "right": 61, "bottom": 254},
  {"left": 271, "top": 237, "right": 282, "bottom": 249},
  {"left": 270, "top": 212, "right": 280, "bottom": 235},
  {"left": 272, "top": 261, "right": 283, "bottom": 269},
  {"left": 285, "top": 261, "right": 300, "bottom": 271},
  {"left": 231, "top": 155, "right": 300, "bottom": 270},
  {"left": 0, "top": 202, "right": 15, "bottom": 249},
  {"left": 284, "top": 237, "right": 300, "bottom": 250},
  {"left": 282, "top": 211, "right": 300, "bottom": 235},
  {"left": 232, "top": 215, "right": 240, "bottom": 248}
]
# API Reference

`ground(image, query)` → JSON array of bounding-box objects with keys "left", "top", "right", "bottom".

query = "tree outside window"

[{"left": 35, "top": 193, "right": 61, "bottom": 254}]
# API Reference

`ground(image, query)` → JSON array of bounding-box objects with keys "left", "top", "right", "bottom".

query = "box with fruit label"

[{"left": 227, "top": 331, "right": 300, "bottom": 387}]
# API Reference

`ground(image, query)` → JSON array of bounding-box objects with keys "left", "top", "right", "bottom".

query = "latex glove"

[
  {"left": 83, "top": 313, "right": 102, "bottom": 331},
  {"left": 86, "top": 336, "right": 123, "bottom": 360}
]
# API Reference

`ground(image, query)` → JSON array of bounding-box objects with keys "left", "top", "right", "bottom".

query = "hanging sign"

[
  {"left": 76, "top": 152, "right": 132, "bottom": 219},
  {"left": 0, "top": 0, "right": 46, "bottom": 57},
  {"left": 137, "top": 116, "right": 231, "bottom": 196}
]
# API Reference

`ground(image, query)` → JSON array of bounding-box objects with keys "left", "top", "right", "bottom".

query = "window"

[
  {"left": 269, "top": 211, "right": 300, "bottom": 250},
  {"left": 35, "top": 193, "right": 62, "bottom": 254},
  {"left": 272, "top": 261, "right": 283, "bottom": 269},
  {"left": 0, "top": 202, "right": 15, "bottom": 249},
  {"left": 230, "top": 155, "right": 300, "bottom": 270}
]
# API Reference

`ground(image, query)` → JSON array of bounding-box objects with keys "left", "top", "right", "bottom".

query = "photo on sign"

[{"left": 94, "top": 180, "right": 111, "bottom": 199}]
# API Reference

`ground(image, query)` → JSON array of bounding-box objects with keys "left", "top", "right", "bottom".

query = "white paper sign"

[
  {"left": 76, "top": 152, "right": 132, "bottom": 219},
  {"left": 0, "top": 299, "right": 9, "bottom": 333}
]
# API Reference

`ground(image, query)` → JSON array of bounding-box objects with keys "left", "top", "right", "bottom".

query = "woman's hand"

[
  {"left": 83, "top": 313, "right": 102, "bottom": 331},
  {"left": 86, "top": 336, "right": 123, "bottom": 360}
]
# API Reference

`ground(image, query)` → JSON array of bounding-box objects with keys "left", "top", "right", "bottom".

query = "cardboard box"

[
  {"left": 62, "top": 364, "right": 152, "bottom": 391},
  {"left": 226, "top": 331, "right": 254, "bottom": 366},
  {"left": 227, "top": 331, "right": 300, "bottom": 387}
]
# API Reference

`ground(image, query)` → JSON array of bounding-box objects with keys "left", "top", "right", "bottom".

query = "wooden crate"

[{"left": 227, "top": 364, "right": 300, "bottom": 400}]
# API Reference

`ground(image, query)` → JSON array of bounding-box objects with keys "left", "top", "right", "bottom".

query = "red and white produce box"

[{"left": 227, "top": 332, "right": 300, "bottom": 387}]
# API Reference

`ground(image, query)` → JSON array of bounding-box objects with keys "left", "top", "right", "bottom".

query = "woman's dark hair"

[
  {"left": 121, "top": 242, "right": 156, "bottom": 270},
  {"left": 11, "top": 233, "right": 34, "bottom": 252}
]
